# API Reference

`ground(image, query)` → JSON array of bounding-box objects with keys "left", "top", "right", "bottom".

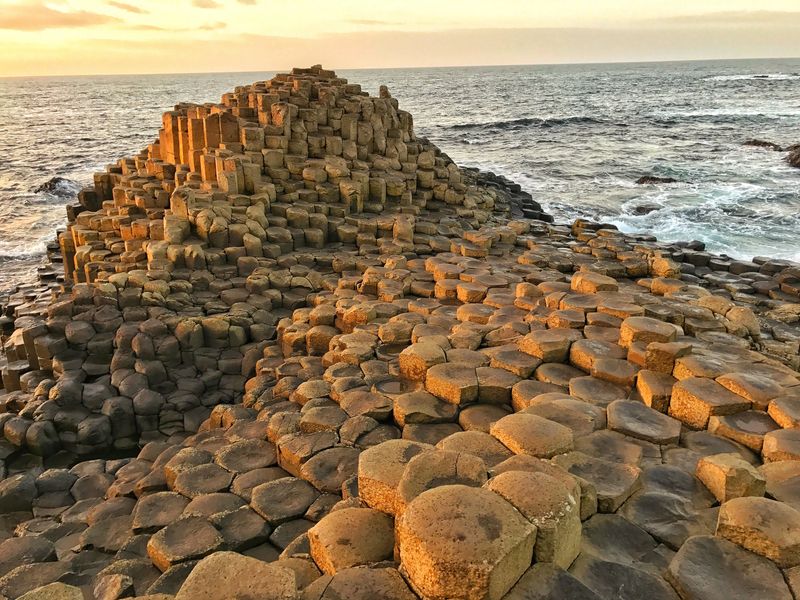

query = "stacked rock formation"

[{"left": 0, "top": 66, "right": 799, "bottom": 600}]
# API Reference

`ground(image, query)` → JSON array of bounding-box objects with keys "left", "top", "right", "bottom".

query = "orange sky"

[{"left": 0, "top": 0, "right": 799, "bottom": 76}]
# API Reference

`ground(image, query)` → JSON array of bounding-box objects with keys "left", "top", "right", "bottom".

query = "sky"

[{"left": 0, "top": 0, "right": 799, "bottom": 76}]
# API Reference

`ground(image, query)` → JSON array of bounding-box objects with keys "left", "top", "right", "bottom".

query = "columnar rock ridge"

[{"left": 0, "top": 65, "right": 799, "bottom": 599}]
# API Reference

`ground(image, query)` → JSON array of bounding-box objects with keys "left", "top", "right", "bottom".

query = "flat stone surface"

[
  {"left": 696, "top": 453, "right": 765, "bottom": 503},
  {"left": 174, "top": 551, "right": 296, "bottom": 600},
  {"left": 397, "top": 449, "right": 487, "bottom": 511},
  {"left": 214, "top": 439, "right": 277, "bottom": 474},
  {"left": 396, "top": 485, "right": 536, "bottom": 600},
  {"left": 669, "top": 377, "right": 751, "bottom": 430},
  {"left": 250, "top": 477, "right": 320, "bottom": 525},
  {"left": 607, "top": 400, "right": 682, "bottom": 445},
  {"left": 666, "top": 535, "right": 792, "bottom": 600},
  {"left": 716, "top": 496, "right": 800, "bottom": 567},
  {"left": 357, "top": 439, "right": 433, "bottom": 515},
  {"left": 302, "top": 566, "right": 417, "bottom": 600},
  {"left": 300, "top": 447, "right": 360, "bottom": 494},
  {"left": 425, "top": 363, "right": 479, "bottom": 405},
  {"left": 554, "top": 452, "right": 641, "bottom": 513},
  {"left": 504, "top": 563, "right": 601, "bottom": 600},
  {"left": 147, "top": 516, "right": 223, "bottom": 572},
  {"left": 172, "top": 463, "right": 234, "bottom": 498},
  {"left": 487, "top": 471, "right": 581, "bottom": 568},
  {"left": 619, "top": 492, "right": 712, "bottom": 550},
  {"left": 436, "top": 431, "right": 514, "bottom": 467},
  {"left": 490, "top": 414, "right": 574, "bottom": 459},
  {"left": 132, "top": 492, "right": 190, "bottom": 533},
  {"left": 569, "top": 554, "right": 679, "bottom": 600},
  {"left": 308, "top": 507, "right": 394, "bottom": 574},
  {"left": 762, "top": 428, "right": 800, "bottom": 462}
]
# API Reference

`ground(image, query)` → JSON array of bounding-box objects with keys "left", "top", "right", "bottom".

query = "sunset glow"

[{"left": 0, "top": 0, "right": 799, "bottom": 76}]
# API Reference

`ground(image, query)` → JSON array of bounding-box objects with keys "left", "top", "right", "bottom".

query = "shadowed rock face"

[
  {"left": 635, "top": 176, "right": 679, "bottom": 185},
  {"left": 0, "top": 65, "right": 800, "bottom": 600}
]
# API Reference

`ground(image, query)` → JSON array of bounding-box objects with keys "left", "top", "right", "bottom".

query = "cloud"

[
  {"left": 348, "top": 19, "right": 402, "bottom": 26},
  {"left": 0, "top": 1, "right": 120, "bottom": 31},
  {"left": 648, "top": 11, "right": 800, "bottom": 28},
  {"left": 237, "top": 0, "right": 256, "bottom": 4},
  {"left": 107, "top": 1, "right": 146, "bottom": 14},
  {"left": 130, "top": 21, "right": 226, "bottom": 32},
  {"left": 193, "top": 0, "right": 221, "bottom": 8}
]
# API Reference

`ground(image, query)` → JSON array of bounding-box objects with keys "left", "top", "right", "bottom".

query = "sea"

[{"left": 1, "top": 58, "right": 799, "bottom": 295}]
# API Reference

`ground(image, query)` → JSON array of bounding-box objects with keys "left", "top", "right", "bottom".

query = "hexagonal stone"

[
  {"left": 174, "top": 551, "right": 297, "bottom": 600},
  {"left": 231, "top": 467, "right": 291, "bottom": 502},
  {"left": 607, "top": 400, "right": 681, "bottom": 445},
  {"left": 715, "top": 372, "right": 783, "bottom": 411},
  {"left": 425, "top": 363, "right": 479, "bottom": 405},
  {"left": 339, "top": 389, "right": 393, "bottom": 420},
  {"left": 214, "top": 439, "right": 277, "bottom": 474},
  {"left": 173, "top": 463, "right": 234, "bottom": 498},
  {"left": 211, "top": 506, "right": 271, "bottom": 551},
  {"left": 518, "top": 330, "right": 574, "bottom": 362},
  {"left": 618, "top": 492, "right": 712, "bottom": 550},
  {"left": 0, "top": 564, "right": 74, "bottom": 600},
  {"left": 301, "top": 566, "right": 416, "bottom": 600},
  {"left": 0, "top": 536, "right": 55, "bottom": 574},
  {"left": 490, "top": 414, "right": 573, "bottom": 459},
  {"left": 696, "top": 453, "right": 765, "bottom": 503},
  {"left": 554, "top": 452, "right": 640, "bottom": 513},
  {"left": 308, "top": 508, "right": 394, "bottom": 574},
  {"left": 574, "top": 430, "right": 644, "bottom": 466},
  {"left": 300, "top": 447, "right": 360, "bottom": 494},
  {"left": 762, "top": 428, "right": 800, "bottom": 462},
  {"left": 490, "top": 349, "right": 541, "bottom": 378},
  {"left": 523, "top": 397, "right": 605, "bottom": 438},
  {"left": 397, "top": 449, "right": 487, "bottom": 511},
  {"left": 512, "top": 380, "right": 567, "bottom": 411},
  {"left": 569, "top": 554, "right": 679, "bottom": 600},
  {"left": 636, "top": 370, "right": 675, "bottom": 413},
  {"left": 403, "top": 423, "right": 463, "bottom": 445},
  {"left": 17, "top": 583, "right": 83, "bottom": 600},
  {"left": 578, "top": 513, "right": 658, "bottom": 566},
  {"left": 758, "top": 461, "right": 800, "bottom": 509},
  {"left": 459, "top": 404, "right": 511, "bottom": 433},
  {"left": 79, "top": 514, "right": 134, "bottom": 553},
  {"left": 768, "top": 395, "right": 800, "bottom": 429},
  {"left": 147, "top": 516, "right": 224, "bottom": 572},
  {"left": 504, "top": 563, "right": 601, "bottom": 600},
  {"left": 640, "top": 464, "right": 716, "bottom": 509},
  {"left": 716, "top": 496, "right": 800, "bottom": 567},
  {"left": 397, "top": 485, "right": 536, "bottom": 600},
  {"left": 708, "top": 410, "right": 780, "bottom": 452},
  {"left": 399, "top": 342, "right": 446, "bottom": 381},
  {"left": 132, "top": 492, "right": 190, "bottom": 534},
  {"left": 250, "top": 477, "right": 320, "bottom": 525},
  {"left": 669, "top": 377, "right": 751, "bottom": 430},
  {"left": 436, "top": 431, "right": 514, "bottom": 468},
  {"left": 487, "top": 471, "right": 581, "bottom": 568},
  {"left": 357, "top": 439, "right": 433, "bottom": 515},
  {"left": 183, "top": 493, "right": 245, "bottom": 518},
  {"left": 666, "top": 536, "right": 792, "bottom": 600},
  {"left": 619, "top": 317, "right": 676, "bottom": 349},
  {"left": 569, "top": 375, "right": 628, "bottom": 407},
  {"left": 393, "top": 391, "right": 458, "bottom": 427}
]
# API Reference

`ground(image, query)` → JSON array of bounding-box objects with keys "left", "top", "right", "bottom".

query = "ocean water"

[{"left": 1, "top": 59, "right": 799, "bottom": 294}]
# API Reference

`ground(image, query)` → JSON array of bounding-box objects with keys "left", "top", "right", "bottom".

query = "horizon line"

[{"left": 1, "top": 55, "right": 799, "bottom": 80}]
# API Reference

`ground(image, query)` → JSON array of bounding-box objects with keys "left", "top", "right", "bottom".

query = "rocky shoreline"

[{"left": 0, "top": 65, "right": 799, "bottom": 600}]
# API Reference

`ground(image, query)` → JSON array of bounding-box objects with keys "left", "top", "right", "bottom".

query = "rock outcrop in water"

[
  {"left": 743, "top": 140, "right": 783, "bottom": 151},
  {"left": 32, "top": 177, "right": 80, "bottom": 198},
  {"left": 635, "top": 176, "right": 679, "bottom": 185},
  {"left": 1, "top": 66, "right": 800, "bottom": 600}
]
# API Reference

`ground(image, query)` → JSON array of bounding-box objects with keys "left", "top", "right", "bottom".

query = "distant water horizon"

[{"left": 1, "top": 58, "right": 799, "bottom": 293}]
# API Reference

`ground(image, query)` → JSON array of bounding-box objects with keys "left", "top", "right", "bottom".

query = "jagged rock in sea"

[
  {"left": 32, "top": 177, "right": 81, "bottom": 197},
  {"left": 787, "top": 146, "right": 800, "bottom": 168},
  {"left": 743, "top": 139, "right": 783, "bottom": 151},
  {"left": 0, "top": 65, "right": 800, "bottom": 600},
  {"left": 635, "top": 176, "right": 679, "bottom": 185}
]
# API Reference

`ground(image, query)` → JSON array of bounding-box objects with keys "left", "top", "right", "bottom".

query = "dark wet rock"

[
  {"left": 569, "top": 554, "right": 679, "bottom": 600},
  {"left": 636, "top": 176, "right": 679, "bottom": 185},
  {"left": 619, "top": 492, "right": 712, "bottom": 550},
  {"left": 666, "top": 535, "right": 792, "bottom": 600},
  {"left": 32, "top": 177, "right": 80, "bottom": 197},
  {"left": 743, "top": 139, "right": 783, "bottom": 151},
  {"left": 505, "top": 563, "right": 601, "bottom": 600}
]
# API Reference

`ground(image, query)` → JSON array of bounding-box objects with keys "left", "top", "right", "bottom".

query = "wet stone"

[
  {"left": 666, "top": 535, "right": 793, "bottom": 600},
  {"left": 607, "top": 400, "right": 682, "bottom": 445},
  {"left": 554, "top": 452, "right": 641, "bottom": 513},
  {"left": 147, "top": 516, "right": 223, "bottom": 572},
  {"left": 250, "top": 477, "right": 320, "bottom": 525}
]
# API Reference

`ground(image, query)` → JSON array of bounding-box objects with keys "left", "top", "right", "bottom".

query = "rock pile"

[{"left": 0, "top": 66, "right": 799, "bottom": 600}]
